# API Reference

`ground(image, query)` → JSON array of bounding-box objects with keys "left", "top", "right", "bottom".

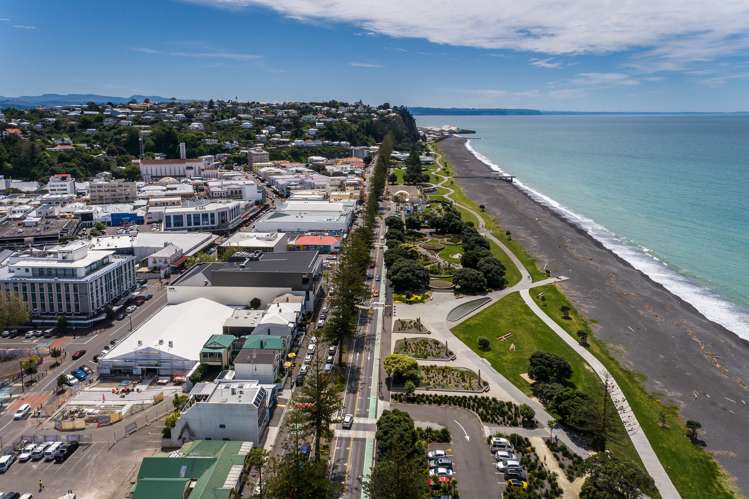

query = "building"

[
  {"left": 218, "top": 232, "right": 287, "bottom": 257},
  {"left": 289, "top": 234, "right": 342, "bottom": 254},
  {"left": 138, "top": 158, "right": 208, "bottom": 182},
  {"left": 0, "top": 241, "right": 136, "bottom": 326},
  {"left": 171, "top": 379, "right": 273, "bottom": 446},
  {"left": 132, "top": 440, "right": 253, "bottom": 499},
  {"left": 253, "top": 200, "right": 354, "bottom": 235},
  {"left": 89, "top": 231, "right": 216, "bottom": 262},
  {"left": 88, "top": 179, "right": 137, "bottom": 204},
  {"left": 146, "top": 243, "right": 183, "bottom": 272},
  {"left": 233, "top": 348, "right": 280, "bottom": 384},
  {"left": 247, "top": 148, "right": 269, "bottom": 167},
  {"left": 205, "top": 179, "right": 262, "bottom": 202},
  {"left": 163, "top": 201, "right": 244, "bottom": 233},
  {"left": 252, "top": 301, "right": 302, "bottom": 339},
  {"left": 98, "top": 298, "right": 236, "bottom": 377},
  {"left": 47, "top": 173, "right": 76, "bottom": 196},
  {"left": 168, "top": 251, "right": 323, "bottom": 313},
  {"left": 199, "top": 334, "right": 236, "bottom": 368},
  {"left": 0, "top": 217, "right": 80, "bottom": 249}
]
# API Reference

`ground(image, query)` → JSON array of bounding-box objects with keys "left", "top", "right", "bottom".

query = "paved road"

[
  {"left": 393, "top": 402, "right": 500, "bottom": 499},
  {"left": 0, "top": 281, "right": 168, "bottom": 450},
  {"left": 431, "top": 148, "right": 680, "bottom": 498}
]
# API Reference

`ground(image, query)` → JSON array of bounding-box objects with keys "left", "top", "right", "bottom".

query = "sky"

[{"left": 2, "top": 0, "right": 749, "bottom": 111}]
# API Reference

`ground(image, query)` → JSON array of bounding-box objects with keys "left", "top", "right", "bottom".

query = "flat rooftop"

[{"left": 221, "top": 231, "right": 285, "bottom": 248}]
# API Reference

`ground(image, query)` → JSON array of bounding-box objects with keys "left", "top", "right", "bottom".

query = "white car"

[
  {"left": 309, "top": 336, "right": 318, "bottom": 344},
  {"left": 342, "top": 413, "right": 354, "bottom": 429},
  {"left": 307, "top": 343, "right": 316, "bottom": 353},
  {"left": 13, "top": 403, "right": 31, "bottom": 420},
  {"left": 18, "top": 443, "right": 36, "bottom": 462},
  {"left": 0, "top": 454, "right": 15, "bottom": 473},
  {"left": 126, "top": 305, "right": 137, "bottom": 313},
  {"left": 428, "top": 467, "right": 454, "bottom": 478},
  {"left": 304, "top": 353, "right": 313, "bottom": 362},
  {"left": 496, "top": 458, "right": 521, "bottom": 471},
  {"left": 65, "top": 374, "right": 79, "bottom": 386},
  {"left": 427, "top": 449, "right": 447, "bottom": 459},
  {"left": 495, "top": 450, "right": 517, "bottom": 461}
]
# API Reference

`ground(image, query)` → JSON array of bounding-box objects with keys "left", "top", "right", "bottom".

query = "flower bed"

[
  {"left": 545, "top": 437, "right": 586, "bottom": 481},
  {"left": 393, "top": 318, "right": 431, "bottom": 334},
  {"left": 418, "top": 365, "right": 488, "bottom": 392},
  {"left": 393, "top": 293, "right": 429, "bottom": 304},
  {"left": 392, "top": 393, "right": 526, "bottom": 426},
  {"left": 394, "top": 337, "right": 455, "bottom": 360}
]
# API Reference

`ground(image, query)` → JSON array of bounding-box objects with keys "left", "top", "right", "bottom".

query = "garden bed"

[
  {"left": 394, "top": 338, "right": 455, "bottom": 360},
  {"left": 545, "top": 437, "right": 586, "bottom": 481},
  {"left": 391, "top": 393, "right": 527, "bottom": 426},
  {"left": 429, "top": 278, "right": 454, "bottom": 290},
  {"left": 421, "top": 239, "right": 445, "bottom": 251},
  {"left": 393, "top": 318, "right": 431, "bottom": 334},
  {"left": 418, "top": 365, "right": 488, "bottom": 392}
]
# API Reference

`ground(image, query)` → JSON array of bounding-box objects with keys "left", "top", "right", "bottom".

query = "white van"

[
  {"left": 30, "top": 443, "right": 48, "bottom": 461},
  {"left": 44, "top": 441, "right": 63, "bottom": 461},
  {"left": 0, "top": 454, "right": 15, "bottom": 473},
  {"left": 14, "top": 403, "right": 31, "bottom": 420}
]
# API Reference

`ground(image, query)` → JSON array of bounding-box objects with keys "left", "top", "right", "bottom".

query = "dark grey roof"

[{"left": 234, "top": 348, "right": 278, "bottom": 365}]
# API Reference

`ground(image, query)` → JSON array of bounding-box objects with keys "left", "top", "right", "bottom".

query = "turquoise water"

[{"left": 417, "top": 115, "right": 749, "bottom": 338}]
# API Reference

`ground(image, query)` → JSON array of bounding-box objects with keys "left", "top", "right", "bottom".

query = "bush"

[
  {"left": 477, "top": 336, "right": 490, "bottom": 351},
  {"left": 453, "top": 268, "right": 487, "bottom": 294},
  {"left": 383, "top": 353, "right": 420, "bottom": 384},
  {"left": 528, "top": 351, "right": 573, "bottom": 384}
]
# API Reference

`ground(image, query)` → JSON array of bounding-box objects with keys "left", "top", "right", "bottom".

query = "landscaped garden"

[
  {"left": 491, "top": 432, "right": 563, "bottom": 499},
  {"left": 393, "top": 318, "right": 431, "bottom": 334},
  {"left": 418, "top": 365, "right": 487, "bottom": 392},
  {"left": 394, "top": 337, "right": 454, "bottom": 360},
  {"left": 545, "top": 437, "right": 586, "bottom": 482},
  {"left": 391, "top": 393, "right": 534, "bottom": 427}
]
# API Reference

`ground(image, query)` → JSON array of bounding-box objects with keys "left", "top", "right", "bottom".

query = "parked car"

[
  {"left": 71, "top": 349, "right": 86, "bottom": 360},
  {"left": 309, "top": 336, "right": 318, "bottom": 344},
  {"left": 304, "top": 353, "right": 313, "bottom": 363},
  {"left": 43, "top": 441, "right": 63, "bottom": 461},
  {"left": 33, "top": 330, "right": 43, "bottom": 338},
  {"left": 328, "top": 345, "right": 336, "bottom": 355},
  {"left": 13, "top": 403, "right": 31, "bottom": 420},
  {"left": 505, "top": 478, "right": 528, "bottom": 490},
  {"left": 428, "top": 467, "right": 454, "bottom": 478},
  {"left": 307, "top": 343, "right": 316, "bottom": 353},
  {"left": 64, "top": 374, "right": 78, "bottom": 386},
  {"left": 342, "top": 413, "right": 354, "bottom": 429},
  {"left": 299, "top": 364, "right": 308, "bottom": 375},
  {"left": 427, "top": 449, "right": 447, "bottom": 459},
  {"left": 92, "top": 354, "right": 99, "bottom": 363},
  {"left": 429, "top": 457, "right": 453, "bottom": 469},
  {"left": 71, "top": 369, "right": 87, "bottom": 381},
  {"left": 490, "top": 436, "right": 513, "bottom": 452},
  {"left": 324, "top": 363, "right": 334, "bottom": 372},
  {"left": 0, "top": 454, "right": 15, "bottom": 473},
  {"left": 143, "top": 293, "right": 153, "bottom": 300},
  {"left": 30, "top": 443, "right": 48, "bottom": 461},
  {"left": 24, "top": 331, "right": 34, "bottom": 340},
  {"left": 17, "top": 443, "right": 36, "bottom": 462},
  {"left": 0, "top": 330, "right": 10, "bottom": 338},
  {"left": 79, "top": 365, "right": 93, "bottom": 375},
  {"left": 504, "top": 465, "right": 525, "bottom": 480},
  {"left": 496, "top": 458, "right": 521, "bottom": 472},
  {"left": 495, "top": 450, "right": 517, "bottom": 462},
  {"left": 54, "top": 441, "right": 79, "bottom": 463},
  {"left": 126, "top": 305, "right": 137, "bottom": 314},
  {"left": 326, "top": 354, "right": 334, "bottom": 364},
  {"left": 317, "top": 319, "right": 325, "bottom": 328}
]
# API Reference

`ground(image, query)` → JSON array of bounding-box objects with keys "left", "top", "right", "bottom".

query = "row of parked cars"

[
  {"left": 490, "top": 436, "right": 528, "bottom": 491},
  {"left": 1, "top": 328, "right": 55, "bottom": 340},
  {"left": 0, "top": 440, "right": 81, "bottom": 474},
  {"left": 426, "top": 449, "right": 455, "bottom": 487},
  {"left": 62, "top": 364, "right": 93, "bottom": 386}
]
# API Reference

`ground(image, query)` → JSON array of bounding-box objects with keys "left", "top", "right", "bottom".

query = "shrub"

[{"left": 477, "top": 336, "right": 490, "bottom": 351}]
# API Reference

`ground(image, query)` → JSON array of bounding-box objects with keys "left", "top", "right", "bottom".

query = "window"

[{"left": 219, "top": 424, "right": 226, "bottom": 429}]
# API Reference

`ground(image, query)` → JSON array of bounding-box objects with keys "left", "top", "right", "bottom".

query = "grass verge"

[{"left": 532, "top": 284, "right": 739, "bottom": 499}]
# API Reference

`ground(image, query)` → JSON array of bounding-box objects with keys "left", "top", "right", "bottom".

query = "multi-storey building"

[
  {"left": 88, "top": 179, "right": 137, "bottom": 204},
  {"left": 163, "top": 201, "right": 244, "bottom": 233},
  {"left": 0, "top": 241, "right": 136, "bottom": 326},
  {"left": 47, "top": 173, "right": 76, "bottom": 195}
]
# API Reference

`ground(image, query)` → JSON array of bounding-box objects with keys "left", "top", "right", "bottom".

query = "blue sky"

[{"left": 2, "top": 0, "right": 749, "bottom": 111}]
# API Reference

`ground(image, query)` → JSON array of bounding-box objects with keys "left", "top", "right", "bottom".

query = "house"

[
  {"left": 252, "top": 302, "right": 302, "bottom": 339},
  {"left": 199, "top": 334, "right": 236, "bottom": 368},
  {"left": 131, "top": 440, "right": 253, "bottom": 499},
  {"left": 234, "top": 336, "right": 283, "bottom": 384}
]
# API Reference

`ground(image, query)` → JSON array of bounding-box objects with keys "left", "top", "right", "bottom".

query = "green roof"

[
  {"left": 132, "top": 440, "right": 252, "bottom": 499},
  {"left": 242, "top": 335, "right": 284, "bottom": 351},
  {"left": 201, "top": 334, "right": 236, "bottom": 352}
]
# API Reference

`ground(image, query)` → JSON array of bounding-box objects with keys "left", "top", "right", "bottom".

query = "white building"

[
  {"left": 205, "top": 179, "right": 262, "bottom": 202},
  {"left": 171, "top": 377, "right": 272, "bottom": 445},
  {"left": 248, "top": 148, "right": 270, "bottom": 167},
  {"left": 252, "top": 200, "right": 354, "bottom": 235},
  {"left": 89, "top": 231, "right": 216, "bottom": 262},
  {"left": 0, "top": 241, "right": 136, "bottom": 326},
  {"left": 252, "top": 301, "right": 302, "bottom": 339},
  {"left": 98, "top": 298, "right": 235, "bottom": 377},
  {"left": 219, "top": 232, "right": 287, "bottom": 256},
  {"left": 147, "top": 243, "right": 183, "bottom": 271},
  {"left": 138, "top": 158, "right": 208, "bottom": 182},
  {"left": 163, "top": 201, "right": 244, "bottom": 232},
  {"left": 47, "top": 174, "right": 76, "bottom": 196}
]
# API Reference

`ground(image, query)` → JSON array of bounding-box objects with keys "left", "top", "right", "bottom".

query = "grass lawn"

[
  {"left": 452, "top": 292, "right": 646, "bottom": 477},
  {"left": 392, "top": 167, "right": 405, "bottom": 185},
  {"left": 532, "top": 285, "right": 739, "bottom": 499},
  {"left": 438, "top": 243, "right": 463, "bottom": 263}
]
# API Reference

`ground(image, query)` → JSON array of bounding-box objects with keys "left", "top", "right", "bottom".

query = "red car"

[{"left": 71, "top": 349, "right": 86, "bottom": 360}]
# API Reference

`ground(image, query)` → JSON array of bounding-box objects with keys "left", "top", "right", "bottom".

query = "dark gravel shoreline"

[{"left": 439, "top": 135, "right": 749, "bottom": 492}]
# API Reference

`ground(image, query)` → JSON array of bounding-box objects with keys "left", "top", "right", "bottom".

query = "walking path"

[{"left": 423, "top": 150, "right": 680, "bottom": 498}]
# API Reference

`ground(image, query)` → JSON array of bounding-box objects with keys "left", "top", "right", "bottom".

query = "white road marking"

[{"left": 454, "top": 420, "right": 470, "bottom": 441}]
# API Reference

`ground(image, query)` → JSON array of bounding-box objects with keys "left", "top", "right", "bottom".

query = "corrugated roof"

[{"left": 241, "top": 335, "right": 283, "bottom": 350}]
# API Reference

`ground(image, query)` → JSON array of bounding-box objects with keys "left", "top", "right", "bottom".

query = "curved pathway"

[{"left": 430, "top": 148, "right": 680, "bottom": 498}]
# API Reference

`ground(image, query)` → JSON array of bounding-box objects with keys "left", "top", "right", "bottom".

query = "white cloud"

[
  {"left": 349, "top": 61, "right": 383, "bottom": 68},
  {"left": 572, "top": 72, "right": 640, "bottom": 86},
  {"left": 190, "top": 0, "right": 749, "bottom": 70},
  {"left": 698, "top": 72, "right": 749, "bottom": 88},
  {"left": 132, "top": 47, "right": 260, "bottom": 61},
  {"left": 530, "top": 58, "right": 562, "bottom": 69},
  {"left": 12, "top": 24, "right": 36, "bottom": 30},
  {"left": 0, "top": 18, "right": 10, "bottom": 22}
]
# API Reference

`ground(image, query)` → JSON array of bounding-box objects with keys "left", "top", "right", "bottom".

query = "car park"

[
  {"left": 13, "top": 403, "right": 31, "bottom": 420},
  {"left": 427, "top": 449, "right": 446, "bottom": 459},
  {"left": 0, "top": 454, "right": 16, "bottom": 473},
  {"left": 342, "top": 413, "right": 354, "bottom": 429},
  {"left": 71, "top": 349, "right": 86, "bottom": 360},
  {"left": 54, "top": 441, "right": 79, "bottom": 463},
  {"left": 17, "top": 444, "right": 35, "bottom": 462}
]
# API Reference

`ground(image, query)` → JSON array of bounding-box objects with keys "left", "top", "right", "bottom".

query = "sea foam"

[{"left": 463, "top": 139, "right": 749, "bottom": 339}]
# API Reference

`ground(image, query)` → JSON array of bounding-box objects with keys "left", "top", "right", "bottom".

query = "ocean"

[{"left": 416, "top": 114, "right": 749, "bottom": 339}]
